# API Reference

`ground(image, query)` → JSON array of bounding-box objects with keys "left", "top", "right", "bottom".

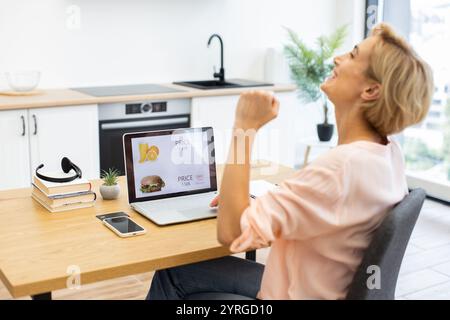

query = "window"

[{"left": 366, "top": 0, "right": 450, "bottom": 202}]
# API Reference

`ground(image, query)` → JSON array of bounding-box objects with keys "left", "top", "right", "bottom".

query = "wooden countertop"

[
  {"left": 0, "top": 83, "right": 296, "bottom": 111},
  {"left": 0, "top": 162, "right": 296, "bottom": 298}
]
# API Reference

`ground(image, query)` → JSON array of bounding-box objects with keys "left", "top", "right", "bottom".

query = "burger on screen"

[{"left": 140, "top": 175, "right": 165, "bottom": 193}]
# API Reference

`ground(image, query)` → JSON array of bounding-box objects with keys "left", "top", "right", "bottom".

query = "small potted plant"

[
  {"left": 100, "top": 168, "right": 121, "bottom": 200},
  {"left": 284, "top": 25, "right": 347, "bottom": 141}
]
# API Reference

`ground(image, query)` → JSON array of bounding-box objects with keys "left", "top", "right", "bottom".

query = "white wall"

[
  {"left": 335, "top": 0, "right": 366, "bottom": 50},
  {"left": 0, "top": 0, "right": 339, "bottom": 88}
]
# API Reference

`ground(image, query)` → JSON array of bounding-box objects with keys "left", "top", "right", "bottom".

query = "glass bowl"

[{"left": 6, "top": 71, "right": 41, "bottom": 92}]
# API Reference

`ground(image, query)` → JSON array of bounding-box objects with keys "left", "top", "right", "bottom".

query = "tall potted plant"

[{"left": 284, "top": 25, "right": 347, "bottom": 141}]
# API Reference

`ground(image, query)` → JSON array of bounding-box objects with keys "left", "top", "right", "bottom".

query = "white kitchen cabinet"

[
  {"left": 0, "top": 109, "right": 32, "bottom": 190},
  {"left": 191, "top": 92, "right": 303, "bottom": 168},
  {"left": 0, "top": 105, "right": 99, "bottom": 190},
  {"left": 256, "top": 91, "right": 299, "bottom": 168},
  {"left": 28, "top": 105, "right": 100, "bottom": 181},
  {"left": 192, "top": 95, "right": 239, "bottom": 165}
]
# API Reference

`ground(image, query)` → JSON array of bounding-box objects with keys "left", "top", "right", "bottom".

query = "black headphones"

[{"left": 35, "top": 157, "right": 82, "bottom": 183}]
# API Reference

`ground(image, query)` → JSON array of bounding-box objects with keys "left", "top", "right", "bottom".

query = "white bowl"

[{"left": 6, "top": 71, "right": 41, "bottom": 92}]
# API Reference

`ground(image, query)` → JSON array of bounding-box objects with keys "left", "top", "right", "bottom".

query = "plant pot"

[
  {"left": 100, "top": 184, "right": 120, "bottom": 200},
  {"left": 317, "top": 124, "right": 334, "bottom": 142}
]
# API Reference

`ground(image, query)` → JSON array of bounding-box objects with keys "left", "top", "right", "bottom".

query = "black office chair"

[
  {"left": 345, "top": 188, "right": 426, "bottom": 300},
  {"left": 185, "top": 189, "right": 426, "bottom": 300}
]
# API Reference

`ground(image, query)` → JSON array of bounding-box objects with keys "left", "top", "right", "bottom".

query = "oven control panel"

[
  {"left": 126, "top": 102, "right": 167, "bottom": 114},
  {"left": 98, "top": 99, "right": 190, "bottom": 121}
]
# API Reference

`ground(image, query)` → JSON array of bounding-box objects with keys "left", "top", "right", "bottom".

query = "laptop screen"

[{"left": 123, "top": 128, "right": 217, "bottom": 203}]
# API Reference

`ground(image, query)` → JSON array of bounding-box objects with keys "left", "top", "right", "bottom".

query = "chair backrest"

[{"left": 345, "top": 189, "right": 426, "bottom": 300}]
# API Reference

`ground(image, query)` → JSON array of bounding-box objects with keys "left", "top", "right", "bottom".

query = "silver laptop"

[{"left": 123, "top": 127, "right": 218, "bottom": 226}]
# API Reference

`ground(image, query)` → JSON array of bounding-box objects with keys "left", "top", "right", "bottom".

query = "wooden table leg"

[
  {"left": 32, "top": 292, "right": 52, "bottom": 300},
  {"left": 303, "top": 145, "right": 312, "bottom": 168},
  {"left": 245, "top": 250, "right": 256, "bottom": 262}
]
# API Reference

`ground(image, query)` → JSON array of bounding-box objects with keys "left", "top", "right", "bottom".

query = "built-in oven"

[{"left": 98, "top": 99, "right": 191, "bottom": 175}]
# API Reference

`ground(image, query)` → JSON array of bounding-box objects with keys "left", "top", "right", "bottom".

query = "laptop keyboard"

[
  {"left": 136, "top": 192, "right": 216, "bottom": 210},
  {"left": 132, "top": 192, "right": 218, "bottom": 224}
]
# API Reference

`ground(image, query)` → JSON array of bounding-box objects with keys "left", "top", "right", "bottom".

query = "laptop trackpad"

[{"left": 149, "top": 208, "right": 217, "bottom": 225}]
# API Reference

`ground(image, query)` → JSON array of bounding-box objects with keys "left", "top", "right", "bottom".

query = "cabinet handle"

[
  {"left": 20, "top": 115, "right": 26, "bottom": 136},
  {"left": 32, "top": 114, "right": 38, "bottom": 135}
]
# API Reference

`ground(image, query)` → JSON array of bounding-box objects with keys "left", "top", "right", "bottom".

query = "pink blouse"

[{"left": 230, "top": 139, "right": 408, "bottom": 300}]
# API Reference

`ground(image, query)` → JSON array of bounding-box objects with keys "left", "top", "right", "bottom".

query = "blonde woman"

[{"left": 147, "top": 23, "right": 434, "bottom": 300}]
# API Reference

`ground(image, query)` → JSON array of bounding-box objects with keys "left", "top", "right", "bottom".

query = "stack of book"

[{"left": 32, "top": 174, "right": 96, "bottom": 213}]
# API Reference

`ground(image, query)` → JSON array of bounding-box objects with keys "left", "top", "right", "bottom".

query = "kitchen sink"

[{"left": 173, "top": 79, "right": 273, "bottom": 90}]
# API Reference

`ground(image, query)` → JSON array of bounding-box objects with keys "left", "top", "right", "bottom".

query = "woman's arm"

[{"left": 217, "top": 91, "right": 279, "bottom": 246}]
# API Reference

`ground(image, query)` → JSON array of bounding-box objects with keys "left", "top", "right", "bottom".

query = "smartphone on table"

[{"left": 103, "top": 216, "right": 146, "bottom": 238}]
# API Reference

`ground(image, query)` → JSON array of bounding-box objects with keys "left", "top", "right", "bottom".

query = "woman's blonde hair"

[{"left": 362, "top": 23, "right": 434, "bottom": 136}]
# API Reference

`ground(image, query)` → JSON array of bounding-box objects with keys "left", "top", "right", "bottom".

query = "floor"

[{"left": 1, "top": 199, "right": 449, "bottom": 300}]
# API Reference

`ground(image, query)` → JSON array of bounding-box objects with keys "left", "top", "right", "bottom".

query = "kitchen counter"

[{"left": 0, "top": 83, "right": 296, "bottom": 111}]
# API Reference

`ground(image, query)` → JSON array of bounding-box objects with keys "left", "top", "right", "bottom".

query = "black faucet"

[{"left": 207, "top": 34, "right": 225, "bottom": 83}]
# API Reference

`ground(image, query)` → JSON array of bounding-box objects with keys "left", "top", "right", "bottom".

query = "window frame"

[{"left": 365, "top": 0, "right": 385, "bottom": 37}]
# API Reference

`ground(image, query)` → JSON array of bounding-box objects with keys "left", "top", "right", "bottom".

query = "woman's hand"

[
  {"left": 234, "top": 91, "right": 280, "bottom": 131},
  {"left": 210, "top": 195, "right": 219, "bottom": 208},
  {"left": 210, "top": 194, "right": 254, "bottom": 208}
]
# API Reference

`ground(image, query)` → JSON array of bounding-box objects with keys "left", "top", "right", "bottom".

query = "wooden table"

[{"left": 0, "top": 162, "right": 295, "bottom": 299}]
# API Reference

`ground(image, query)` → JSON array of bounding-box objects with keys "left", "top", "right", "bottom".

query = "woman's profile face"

[{"left": 321, "top": 36, "right": 379, "bottom": 110}]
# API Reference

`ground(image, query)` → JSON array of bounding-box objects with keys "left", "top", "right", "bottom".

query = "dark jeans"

[{"left": 147, "top": 256, "right": 265, "bottom": 300}]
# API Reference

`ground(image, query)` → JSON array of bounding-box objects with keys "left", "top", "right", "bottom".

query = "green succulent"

[
  {"left": 101, "top": 168, "right": 120, "bottom": 186},
  {"left": 284, "top": 25, "right": 348, "bottom": 124}
]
